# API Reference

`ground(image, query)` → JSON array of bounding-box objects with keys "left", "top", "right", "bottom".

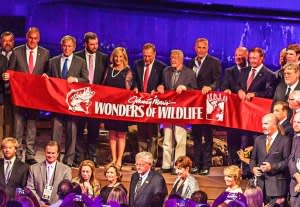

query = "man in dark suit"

[
  {"left": 133, "top": 43, "right": 166, "bottom": 152},
  {"left": 47, "top": 35, "right": 88, "bottom": 166},
  {"left": 188, "top": 37, "right": 221, "bottom": 175},
  {"left": 221, "top": 47, "right": 248, "bottom": 165},
  {"left": 157, "top": 49, "right": 197, "bottom": 173},
  {"left": 3, "top": 27, "right": 50, "bottom": 165},
  {"left": 286, "top": 44, "right": 300, "bottom": 65},
  {"left": 1, "top": 31, "right": 15, "bottom": 139},
  {"left": 26, "top": 141, "right": 72, "bottom": 205},
  {"left": 250, "top": 113, "right": 291, "bottom": 205},
  {"left": 0, "top": 55, "right": 7, "bottom": 141},
  {"left": 273, "top": 63, "right": 300, "bottom": 108},
  {"left": 0, "top": 137, "right": 28, "bottom": 200},
  {"left": 237, "top": 47, "right": 276, "bottom": 101},
  {"left": 129, "top": 151, "right": 167, "bottom": 207},
  {"left": 74, "top": 32, "right": 109, "bottom": 165},
  {"left": 289, "top": 112, "right": 300, "bottom": 207},
  {"left": 273, "top": 101, "right": 294, "bottom": 139}
]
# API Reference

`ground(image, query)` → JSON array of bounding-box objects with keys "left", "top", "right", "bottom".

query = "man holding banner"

[
  {"left": 47, "top": 35, "right": 88, "bottom": 167},
  {"left": 157, "top": 49, "right": 197, "bottom": 173}
]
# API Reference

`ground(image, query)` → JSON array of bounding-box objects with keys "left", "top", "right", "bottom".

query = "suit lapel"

[
  {"left": 265, "top": 134, "right": 280, "bottom": 158},
  {"left": 138, "top": 62, "right": 145, "bottom": 85},
  {"left": 134, "top": 171, "right": 153, "bottom": 200},
  {"left": 249, "top": 67, "right": 265, "bottom": 90},
  {"left": 0, "top": 160, "right": 5, "bottom": 185},
  {"left": 40, "top": 162, "right": 47, "bottom": 188},
  {"left": 21, "top": 46, "right": 29, "bottom": 72},
  {"left": 34, "top": 47, "right": 41, "bottom": 73},
  {"left": 55, "top": 57, "right": 62, "bottom": 78}
]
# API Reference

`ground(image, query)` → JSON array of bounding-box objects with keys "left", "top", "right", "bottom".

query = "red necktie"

[
  {"left": 143, "top": 64, "right": 150, "bottom": 92},
  {"left": 28, "top": 50, "right": 34, "bottom": 74},
  {"left": 246, "top": 69, "right": 256, "bottom": 90}
]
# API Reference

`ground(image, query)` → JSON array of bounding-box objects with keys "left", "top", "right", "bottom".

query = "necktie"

[
  {"left": 285, "top": 87, "right": 291, "bottom": 101},
  {"left": 47, "top": 165, "right": 52, "bottom": 185},
  {"left": 62, "top": 58, "right": 68, "bottom": 79},
  {"left": 135, "top": 176, "right": 142, "bottom": 197},
  {"left": 247, "top": 69, "right": 256, "bottom": 90},
  {"left": 171, "top": 71, "right": 180, "bottom": 89},
  {"left": 266, "top": 136, "right": 272, "bottom": 153},
  {"left": 88, "top": 54, "right": 94, "bottom": 84},
  {"left": 4, "top": 160, "right": 11, "bottom": 184},
  {"left": 28, "top": 50, "right": 34, "bottom": 74},
  {"left": 143, "top": 64, "right": 150, "bottom": 92}
]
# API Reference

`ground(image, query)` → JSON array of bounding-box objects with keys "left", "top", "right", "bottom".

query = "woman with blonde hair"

[
  {"left": 103, "top": 47, "right": 133, "bottom": 170},
  {"left": 100, "top": 163, "right": 127, "bottom": 204},
  {"left": 72, "top": 160, "right": 100, "bottom": 198},
  {"left": 212, "top": 165, "right": 247, "bottom": 207}
]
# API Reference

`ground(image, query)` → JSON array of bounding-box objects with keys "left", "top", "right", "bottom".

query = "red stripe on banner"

[{"left": 8, "top": 70, "right": 272, "bottom": 132}]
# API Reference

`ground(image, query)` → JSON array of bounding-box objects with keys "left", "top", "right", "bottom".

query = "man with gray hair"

[
  {"left": 157, "top": 49, "right": 197, "bottom": 174},
  {"left": 129, "top": 151, "right": 168, "bottom": 207},
  {"left": 289, "top": 90, "right": 300, "bottom": 115}
]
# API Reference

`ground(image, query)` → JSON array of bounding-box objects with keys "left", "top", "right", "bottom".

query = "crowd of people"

[{"left": 1, "top": 26, "right": 300, "bottom": 206}]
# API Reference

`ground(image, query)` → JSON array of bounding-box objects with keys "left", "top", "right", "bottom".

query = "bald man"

[{"left": 250, "top": 113, "right": 291, "bottom": 205}]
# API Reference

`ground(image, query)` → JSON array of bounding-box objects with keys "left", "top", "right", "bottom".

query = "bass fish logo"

[{"left": 66, "top": 87, "right": 95, "bottom": 114}]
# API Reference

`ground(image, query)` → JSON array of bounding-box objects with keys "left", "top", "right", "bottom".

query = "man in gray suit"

[
  {"left": 26, "top": 141, "right": 72, "bottom": 206},
  {"left": 157, "top": 49, "right": 197, "bottom": 173},
  {"left": 3, "top": 27, "right": 50, "bottom": 165},
  {"left": 47, "top": 35, "right": 88, "bottom": 166},
  {"left": 74, "top": 32, "right": 108, "bottom": 166},
  {"left": 250, "top": 113, "right": 291, "bottom": 205}
]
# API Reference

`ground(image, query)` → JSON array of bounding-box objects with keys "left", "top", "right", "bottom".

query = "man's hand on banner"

[
  {"left": 157, "top": 85, "right": 165, "bottom": 94},
  {"left": 67, "top": 76, "right": 78, "bottom": 83},
  {"left": 42, "top": 73, "right": 49, "bottom": 79},
  {"left": 176, "top": 85, "right": 187, "bottom": 94},
  {"left": 224, "top": 89, "right": 232, "bottom": 94},
  {"left": 202, "top": 86, "right": 212, "bottom": 94},
  {"left": 2, "top": 72, "right": 9, "bottom": 81},
  {"left": 246, "top": 92, "right": 255, "bottom": 101},
  {"left": 238, "top": 89, "right": 246, "bottom": 100}
]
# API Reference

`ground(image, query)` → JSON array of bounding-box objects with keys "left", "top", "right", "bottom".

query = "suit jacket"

[
  {"left": 188, "top": 54, "right": 221, "bottom": 90},
  {"left": 281, "top": 119, "right": 294, "bottom": 139},
  {"left": 0, "top": 54, "right": 7, "bottom": 103},
  {"left": 249, "top": 133, "right": 291, "bottom": 197},
  {"left": 161, "top": 65, "right": 197, "bottom": 90},
  {"left": 129, "top": 171, "right": 168, "bottom": 207},
  {"left": 237, "top": 66, "right": 276, "bottom": 98},
  {"left": 273, "top": 81, "right": 300, "bottom": 105},
  {"left": 26, "top": 161, "right": 72, "bottom": 205},
  {"left": 8, "top": 44, "right": 49, "bottom": 74},
  {"left": 75, "top": 49, "right": 109, "bottom": 84},
  {"left": 48, "top": 54, "right": 89, "bottom": 83},
  {"left": 171, "top": 174, "right": 200, "bottom": 199},
  {"left": 221, "top": 65, "right": 242, "bottom": 93},
  {"left": 0, "top": 158, "right": 29, "bottom": 199},
  {"left": 134, "top": 59, "right": 166, "bottom": 93},
  {"left": 289, "top": 136, "right": 300, "bottom": 197}
]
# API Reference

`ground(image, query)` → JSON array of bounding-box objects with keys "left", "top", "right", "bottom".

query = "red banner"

[{"left": 8, "top": 70, "right": 272, "bottom": 132}]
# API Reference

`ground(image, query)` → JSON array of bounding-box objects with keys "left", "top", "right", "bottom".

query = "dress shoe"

[
  {"left": 199, "top": 168, "right": 210, "bottom": 175},
  {"left": 158, "top": 168, "right": 172, "bottom": 173},
  {"left": 191, "top": 167, "right": 200, "bottom": 174},
  {"left": 25, "top": 159, "right": 38, "bottom": 165}
]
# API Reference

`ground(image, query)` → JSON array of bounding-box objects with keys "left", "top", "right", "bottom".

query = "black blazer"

[
  {"left": 289, "top": 136, "right": 300, "bottom": 197},
  {"left": 161, "top": 65, "right": 197, "bottom": 90},
  {"left": 273, "top": 81, "right": 300, "bottom": 104},
  {"left": 75, "top": 49, "right": 109, "bottom": 84},
  {"left": 221, "top": 65, "right": 242, "bottom": 93},
  {"left": 48, "top": 55, "right": 89, "bottom": 83},
  {"left": 0, "top": 55, "right": 7, "bottom": 104},
  {"left": 134, "top": 59, "right": 166, "bottom": 93},
  {"left": 188, "top": 54, "right": 221, "bottom": 90},
  {"left": 250, "top": 134, "right": 291, "bottom": 197},
  {"left": 129, "top": 171, "right": 168, "bottom": 207},
  {"left": 281, "top": 119, "right": 294, "bottom": 139},
  {"left": 0, "top": 158, "right": 29, "bottom": 199},
  {"left": 237, "top": 66, "right": 276, "bottom": 98}
]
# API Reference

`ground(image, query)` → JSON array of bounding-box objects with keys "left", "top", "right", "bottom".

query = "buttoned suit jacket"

[
  {"left": 75, "top": 49, "right": 109, "bottom": 84},
  {"left": 26, "top": 161, "right": 72, "bottom": 205},
  {"left": 171, "top": 174, "right": 200, "bottom": 199},
  {"left": 272, "top": 81, "right": 300, "bottom": 105},
  {"left": 8, "top": 44, "right": 49, "bottom": 74},
  {"left": 134, "top": 59, "right": 166, "bottom": 93},
  {"left": 161, "top": 65, "right": 197, "bottom": 90},
  {"left": 0, "top": 158, "right": 29, "bottom": 199},
  {"left": 188, "top": 54, "right": 221, "bottom": 90},
  {"left": 129, "top": 171, "right": 168, "bottom": 207},
  {"left": 288, "top": 136, "right": 300, "bottom": 197},
  {"left": 237, "top": 66, "right": 276, "bottom": 98},
  {"left": 221, "top": 65, "right": 242, "bottom": 93},
  {"left": 48, "top": 55, "right": 89, "bottom": 83},
  {"left": 249, "top": 134, "right": 291, "bottom": 197}
]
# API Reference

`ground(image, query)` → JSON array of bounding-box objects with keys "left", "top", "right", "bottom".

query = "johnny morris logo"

[
  {"left": 206, "top": 93, "right": 227, "bottom": 121},
  {"left": 66, "top": 87, "right": 95, "bottom": 114}
]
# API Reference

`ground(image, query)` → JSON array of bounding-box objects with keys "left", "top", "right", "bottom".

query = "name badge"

[{"left": 42, "top": 185, "right": 53, "bottom": 201}]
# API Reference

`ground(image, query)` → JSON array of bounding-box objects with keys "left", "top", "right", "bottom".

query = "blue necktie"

[{"left": 62, "top": 58, "right": 68, "bottom": 79}]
